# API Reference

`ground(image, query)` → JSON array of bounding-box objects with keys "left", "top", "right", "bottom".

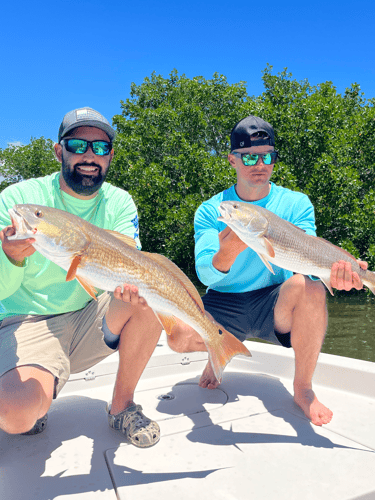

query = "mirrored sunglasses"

[
  {"left": 232, "top": 151, "right": 278, "bottom": 166},
  {"left": 61, "top": 138, "right": 112, "bottom": 156}
]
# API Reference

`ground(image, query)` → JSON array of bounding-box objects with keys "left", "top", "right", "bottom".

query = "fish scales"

[
  {"left": 77, "top": 231, "right": 201, "bottom": 320},
  {"left": 259, "top": 206, "right": 367, "bottom": 276}
]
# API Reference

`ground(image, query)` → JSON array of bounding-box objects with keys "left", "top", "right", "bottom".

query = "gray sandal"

[
  {"left": 106, "top": 403, "right": 160, "bottom": 448},
  {"left": 21, "top": 414, "right": 48, "bottom": 435}
]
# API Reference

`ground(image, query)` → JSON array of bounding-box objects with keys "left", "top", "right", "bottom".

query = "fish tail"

[{"left": 206, "top": 326, "right": 251, "bottom": 384}]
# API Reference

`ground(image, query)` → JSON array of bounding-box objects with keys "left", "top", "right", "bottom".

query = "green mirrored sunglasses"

[
  {"left": 61, "top": 138, "right": 112, "bottom": 156},
  {"left": 232, "top": 151, "right": 278, "bottom": 166}
]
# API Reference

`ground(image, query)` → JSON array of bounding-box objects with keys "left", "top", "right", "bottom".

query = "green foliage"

[
  {"left": 109, "top": 70, "right": 247, "bottom": 272},
  {"left": 256, "top": 65, "right": 375, "bottom": 269},
  {"left": 2, "top": 67, "right": 375, "bottom": 278},
  {"left": 109, "top": 66, "right": 375, "bottom": 273},
  {"left": 0, "top": 137, "right": 59, "bottom": 191}
]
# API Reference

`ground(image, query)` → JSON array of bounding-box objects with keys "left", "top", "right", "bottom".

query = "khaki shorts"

[{"left": 0, "top": 292, "right": 116, "bottom": 397}]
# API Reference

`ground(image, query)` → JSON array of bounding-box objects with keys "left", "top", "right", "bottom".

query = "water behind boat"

[{"left": 323, "top": 293, "right": 375, "bottom": 362}]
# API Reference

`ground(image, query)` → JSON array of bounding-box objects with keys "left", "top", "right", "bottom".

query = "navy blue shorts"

[{"left": 202, "top": 284, "right": 292, "bottom": 348}]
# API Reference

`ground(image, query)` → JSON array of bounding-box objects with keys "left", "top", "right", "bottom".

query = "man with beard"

[{"left": 0, "top": 107, "right": 162, "bottom": 447}]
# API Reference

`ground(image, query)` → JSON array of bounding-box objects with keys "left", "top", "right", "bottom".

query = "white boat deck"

[{"left": 1, "top": 332, "right": 375, "bottom": 500}]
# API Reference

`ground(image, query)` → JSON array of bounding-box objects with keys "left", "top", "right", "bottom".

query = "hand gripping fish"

[
  {"left": 218, "top": 200, "right": 375, "bottom": 296},
  {"left": 8, "top": 204, "right": 251, "bottom": 382}
]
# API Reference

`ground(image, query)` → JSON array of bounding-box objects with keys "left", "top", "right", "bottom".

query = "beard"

[{"left": 61, "top": 155, "right": 109, "bottom": 196}]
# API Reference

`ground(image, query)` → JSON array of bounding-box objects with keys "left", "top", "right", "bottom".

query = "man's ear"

[
  {"left": 54, "top": 143, "right": 63, "bottom": 163},
  {"left": 228, "top": 153, "right": 237, "bottom": 169}
]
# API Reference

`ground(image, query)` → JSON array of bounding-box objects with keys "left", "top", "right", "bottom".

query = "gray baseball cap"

[
  {"left": 58, "top": 107, "right": 116, "bottom": 142},
  {"left": 230, "top": 115, "right": 275, "bottom": 151}
]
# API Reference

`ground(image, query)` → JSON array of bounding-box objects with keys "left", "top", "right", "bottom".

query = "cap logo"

[
  {"left": 76, "top": 109, "right": 89, "bottom": 118},
  {"left": 240, "top": 141, "right": 244, "bottom": 147}
]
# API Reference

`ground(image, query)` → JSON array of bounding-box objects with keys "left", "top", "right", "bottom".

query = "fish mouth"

[
  {"left": 218, "top": 204, "right": 231, "bottom": 221},
  {"left": 7, "top": 207, "right": 34, "bottom": 237}
]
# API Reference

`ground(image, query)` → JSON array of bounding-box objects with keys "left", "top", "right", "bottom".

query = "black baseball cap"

[
  {"left": 230, "top": 115, "right": 275, "bottom": 151},
  {"left": 58, "top": 107, "right": 116, "bottom": 143}
]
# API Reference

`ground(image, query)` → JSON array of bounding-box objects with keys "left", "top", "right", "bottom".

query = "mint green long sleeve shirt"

[{"left": 0, "top": 172, "right": 140, "bottom": 320}]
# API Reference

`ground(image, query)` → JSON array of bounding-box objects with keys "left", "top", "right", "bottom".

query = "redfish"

[
  {"left": 218, "top": 200, "right": 375, "bottom": 295},
  {"left": 8, "top": 204, "right": 251, "bottom": 382}
]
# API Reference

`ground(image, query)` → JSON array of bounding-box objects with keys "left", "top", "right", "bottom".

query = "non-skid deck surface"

[{"left": 1, "top": 337, "right": 374, "bottom": 500}]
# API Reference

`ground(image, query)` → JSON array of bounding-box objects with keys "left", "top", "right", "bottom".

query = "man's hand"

[
  {"left": 0, "top": 226, "right": 36, "bottom": 263},
  {"left": 330, "top": 260, "right": 367, "bottom": 291},
  {"left": 212, "top": 226, "right": 248, "bottom": 273},
  {"left": 113, "top": 284, "right": 149, "bottom": 310}
]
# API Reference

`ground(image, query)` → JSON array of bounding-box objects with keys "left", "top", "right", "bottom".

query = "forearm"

[
  {"left": 195, "top": 251, "right": 229, "bottom": 287},
  {"left": 212, "top": 247, "right": 240, "bottom": 273}
]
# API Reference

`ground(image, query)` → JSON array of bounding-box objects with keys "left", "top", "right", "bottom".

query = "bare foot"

[
  {"left": 294, "top": 387, "right": 333, "bottom": 426},
  {"left": 199, "top": 361, "right": 220, "bottom": 389}
]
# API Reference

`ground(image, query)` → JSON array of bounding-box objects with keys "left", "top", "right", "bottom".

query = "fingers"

[
  {"left": 357, "top": 259, "right": 368, "bottom": 271},
  {"left": 219, "top": 227, "right": 247, "bottom": 252},
  {"left": 4, "top": 226, "right": 16, "bottom": 237},
  {"left": 330, "top": 261, "right": 363, "bottom": 291},
  {"left": 114, "top": 284, "right": 149, "bottom": 309},
  {"left": 0, "top": 227, "right": 36, "bottom": 261},
  {"left": 219, "top": 226, "right": 232, "bottom": 239}
]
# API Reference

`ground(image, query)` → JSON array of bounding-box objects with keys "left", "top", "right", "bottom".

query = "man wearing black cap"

[
  {"left": 0, "top": 107, "right": 161, "bottom": 447},
  {"left": 167, "top": 115, "right": 367, "bottom": 427}
]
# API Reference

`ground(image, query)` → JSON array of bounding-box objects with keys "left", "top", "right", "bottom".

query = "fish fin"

[
  {"left": 263, "top": 236, "right": 275, "bottom": 258},
  {"left": 75, "top": 275, "right": 98, "bottom": 300},
  {"left": 365, "top": 282, "right": 375, "bottom": 295},
  {"left": 206, "top": 323, "right": 252, "bottom": 383},
  {"left": 66, "top": 256, "right": 98, "bottom": 299},
  {"left": 66, "top": 255, "right": 82, "bottom": 281},
  {"left": 320, "top": 276, "right": 334, "bottom": 296},
  {"left": 257, "top": 253, "right": 275, "bottom": 274},
  {"left": 105, "top": 230, "right": 137, "bottom": 248},
  {"left": 144, "top": 252, "right": 205, "bottom": 312},
  {"left": 155, "top": 313, "right": 179, "bottom": 336}
]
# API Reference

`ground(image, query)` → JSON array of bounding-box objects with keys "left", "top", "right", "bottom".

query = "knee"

[
  {"left": 131, "top": 304, "right": 163, "bottom": 331},
  {"left": 0, "top": 374, "right": 52, "bottom": 434},
  {"left": 289, "top": 274, "right": 326, "bottom": 305},
  {"left": 166, "top": 323, "right": 204, "bottom": 353},
  {"left": 167, "top": 334, "right": 187, "bottom": 353},
  {"left": 304, "top": 277, "right": 327, "bottom": 305},
  {"left": 0, "top": 395, "right": 41, "bottom": 434}
]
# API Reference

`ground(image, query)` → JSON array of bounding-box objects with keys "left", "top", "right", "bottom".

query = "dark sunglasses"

[
  {"left": 61, "top": 138, "right": 112, "bottom": 156},
  {"left": 232, "top": 151, "right": 278, "bottom": 166}
]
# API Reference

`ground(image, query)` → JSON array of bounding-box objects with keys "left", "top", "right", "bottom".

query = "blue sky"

[{"left": 1, "top": 0, "right": 375, "bottom": 150}]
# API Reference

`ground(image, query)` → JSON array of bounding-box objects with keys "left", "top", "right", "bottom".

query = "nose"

[{"left": 81, "top": 143, "right": 97, "bottom": 159}]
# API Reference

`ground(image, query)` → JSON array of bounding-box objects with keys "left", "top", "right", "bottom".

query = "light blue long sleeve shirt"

[{"left": 194, "top": 183, "right": 317, "bottom": 293}]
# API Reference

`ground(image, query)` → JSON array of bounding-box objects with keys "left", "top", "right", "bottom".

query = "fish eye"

[
  {"left": 233, "top": 204, "right": 239, "bottom": 209},
  {"left": 35, "top": 209, "right": 43, "bottom": 218}
]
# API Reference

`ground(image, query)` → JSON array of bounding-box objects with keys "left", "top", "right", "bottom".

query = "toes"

[
  {"left": 199, "top": 379, "right": 208, "bottom": 388},
  {"left": 310, "top": 408, "right": 333, "bottom": 426},
  {"left": 199, "top": 375, "right": 219, "bottom": 390},
  {"left": 207, "top": 382, "right": 219, "bottom": 390}
]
